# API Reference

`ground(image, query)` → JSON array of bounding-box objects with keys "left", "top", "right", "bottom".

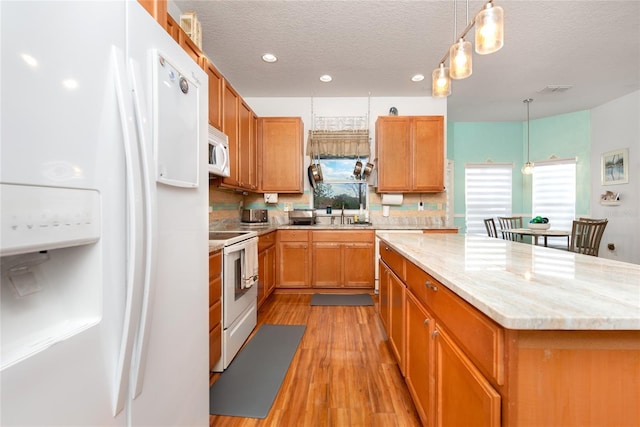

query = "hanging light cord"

[
  {"left": 524, "top": 98, "right": 532, "bottom": 162},
  {"left": 438, "top": 0, "right": 495, "bottom": 65}
]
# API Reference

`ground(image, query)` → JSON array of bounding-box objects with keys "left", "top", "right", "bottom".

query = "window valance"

[{"left": 306, "top": 130, "right": 370, "bottom": 158}]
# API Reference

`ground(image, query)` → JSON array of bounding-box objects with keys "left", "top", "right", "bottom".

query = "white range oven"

[{"left": 209, "top": 230, "right": 258, "bottom": 371}]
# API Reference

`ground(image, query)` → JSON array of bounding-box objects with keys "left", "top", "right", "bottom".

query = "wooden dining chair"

[
  {"left": 569, "top": 219, "right": 608, "bottom": 256},
  {"left": 484, "top": 218, "right": 498, "bottom": 238},
  {"left": 498, "top": 216, "right": 523, "bottom": 241}
]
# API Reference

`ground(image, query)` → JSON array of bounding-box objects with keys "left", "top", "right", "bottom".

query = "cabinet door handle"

[
  {"left": 423, "top": 318, "right": 429, "bottom": 326},
  {"left": 432, "top": 330, "right": 439, "bottom": 339},
  {"left": 385, "top": 246, "right": 390, "bottom": 251},
  {"left": 425, "top": 280, "right": 438, "bottom": 292}
]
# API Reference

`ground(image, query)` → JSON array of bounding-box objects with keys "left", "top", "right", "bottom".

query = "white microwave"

[{"left": 208, "top": 125, "right": 230, "bottom": 177}]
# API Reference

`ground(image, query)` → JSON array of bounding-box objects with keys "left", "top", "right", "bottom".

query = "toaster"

[{"left": 241, "top": 209, "right": 268, "bottom": 223}]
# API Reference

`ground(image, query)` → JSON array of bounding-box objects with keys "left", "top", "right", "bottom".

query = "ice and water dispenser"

[{"left": 0, "top": 184, "right": 102, "bottom": 370}]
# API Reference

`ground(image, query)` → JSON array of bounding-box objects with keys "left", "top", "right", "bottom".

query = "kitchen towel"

[
  {"left": 310, "top": 293, "right": 374, "bottom": 306},
  {"left": 210, "top": 324, "right": 305, "bottom": 419}
]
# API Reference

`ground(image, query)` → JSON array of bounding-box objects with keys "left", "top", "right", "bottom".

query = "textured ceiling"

[{"left": 173, "top": 0, "right": 640, "bottom": 122}]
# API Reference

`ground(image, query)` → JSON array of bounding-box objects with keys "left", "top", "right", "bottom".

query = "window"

[
  {"left": 465, "top": 163, "right": 513, "bottom": 235},
  {"left": 532, "top": 159, "right": 576, "bottom": 232},
  {"left": 312, "top": 157, "right": 368, "bottom": 210}
]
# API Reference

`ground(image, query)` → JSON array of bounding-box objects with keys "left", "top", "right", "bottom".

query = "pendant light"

[
  {"left": 431, "top": 63, "right": 451, "bottom": 97},
  {"left": 430, "top": 1, "right": 504, "bottom": 98},
  {"left": 450, "top": 39, "right": 473, "bottom": 79},
  {"left": 475, "top": 1, "right": 504, "bottom": 55},
  {"left": 521, "top": 98, "right": 534, "bottom": 175},
  {"left": 449, "top": 0, "right": 472, "bottom": 79}
]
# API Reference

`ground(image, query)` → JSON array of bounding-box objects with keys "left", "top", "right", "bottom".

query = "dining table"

[{"left": 506, "top": 227, "right": 571, "bottom": 248}]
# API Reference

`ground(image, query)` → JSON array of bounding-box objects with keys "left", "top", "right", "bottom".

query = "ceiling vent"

[{"left": 537, "top": 85, "right": 573, "bottom": 94}]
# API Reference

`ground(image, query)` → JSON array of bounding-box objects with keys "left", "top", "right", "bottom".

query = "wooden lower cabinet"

[
  {"left": 276, "top": 230, "right": 373, "bottom": 290},
  {"left": 276, "top": 230, "right": 310, "bottom": 288},
  {"left": 310, "top": 231, "right": 374, "bottom": 288},
  {"left": 379, "top": 239, "right": 640, "bottom": 426},
  {"left": 435, "top": 326, "right": 501, "bottom": 427},
  {"left": 405, "top": 292, "right": 433, "bottom": 425},
  {"left": 258, "top": 231, "right": 276, "bottom": 307},
  {"left": 389, "top": 270, "right": 406, "bottom": 375},
  {"left": 378, "top": 260, "right": 390, "bottom": 332},
  {"left": 380, "top": 245, "right": 500, "bottom": 426},
  {"left": 208, "top": 250, "right": 222, "bottom": 378}
]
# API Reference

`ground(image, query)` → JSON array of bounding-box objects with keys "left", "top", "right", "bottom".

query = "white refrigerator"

[{"left": 0, "top": 1, "right": 209, "bottom": 425}]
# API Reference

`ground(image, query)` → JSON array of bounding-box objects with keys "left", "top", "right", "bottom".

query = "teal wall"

[{"left": 449, "top": 110, "right": 591, "bottom": 232}]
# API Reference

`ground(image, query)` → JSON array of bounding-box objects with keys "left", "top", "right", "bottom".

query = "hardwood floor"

[{"left": 210, "top": 293, "right": 422, "bottom": 426}]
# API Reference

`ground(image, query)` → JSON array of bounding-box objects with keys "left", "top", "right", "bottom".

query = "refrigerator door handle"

[
  {"left": 110, "top": 46, "right": 147, "bottom": 417},
  {"left": 128, "top": 53, "right": 158, "bottom": 399}
]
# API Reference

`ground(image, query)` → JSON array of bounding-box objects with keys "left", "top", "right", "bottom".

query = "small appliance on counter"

[
  {"left": 288, "top": 209, "right": 316, "bottom": 225},
  {"left": 241, "top": 208, "right": 268, "bottom": 223}
]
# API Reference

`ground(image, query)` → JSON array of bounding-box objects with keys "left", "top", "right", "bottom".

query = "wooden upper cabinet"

[
  {"left": 376, "top": 116, "right": 445, "bottom": 193},
  {"left": 376, "top": 117, "right": 412, "bottom": 192},
  {"left": 201, "top": 58, "right": 223, "bottom": 131},
  {"left": 413, "top": 116, "right": 444, "bottom": 192},
  {"left": 239, "top": 101, "right": 257, "bottom": 190},
  {"left": 138, "top": 0, "right": 167, "bottom": 28},
  {"left": 178, "top": 28, "right": 202, "bottom": 65},
  {"left": 258, "top": 117, "right": 303, "bottom": 193},
  {"left": 221, "top": 81, "right": 240, "bottom": 188},
  {"left": 165, "top": 14, "right": 180, "bottom": 42}
]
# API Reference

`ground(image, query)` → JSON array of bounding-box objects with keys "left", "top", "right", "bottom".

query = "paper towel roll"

[{"left": 381, "top": 194, "right": 403, "bottom": 205}]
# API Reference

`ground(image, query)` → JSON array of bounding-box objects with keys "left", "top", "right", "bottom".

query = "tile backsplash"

[{"left": 209, "top": 183, "right": 449, "bottom": 227}]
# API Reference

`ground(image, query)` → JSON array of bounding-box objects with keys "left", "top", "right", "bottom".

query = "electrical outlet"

[{"left": 418, "top": 202, "right": 424, "bottom": 211}]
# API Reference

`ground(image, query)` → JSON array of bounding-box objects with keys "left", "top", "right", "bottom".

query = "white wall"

[{"left": 590, "top": 90, "right": 640, "bottom": 264}]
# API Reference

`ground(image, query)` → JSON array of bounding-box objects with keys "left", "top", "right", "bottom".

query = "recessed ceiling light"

[
  {"left": 411, "top": 74, "right": 425, "bottom": 82},
  {"left": 319, "top": 74, "right": 332, "bottom": 83},
  {"left": 262, "top": 53, "right": 277, "bottom": 63}
]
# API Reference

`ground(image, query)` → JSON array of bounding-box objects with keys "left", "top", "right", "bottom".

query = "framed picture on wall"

[{"left": 601, "top": 148, "right": 629, "bottom": 185}]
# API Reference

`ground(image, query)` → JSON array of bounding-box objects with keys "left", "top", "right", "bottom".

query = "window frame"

[{"left": 311, "top": 156, "right": 369, "bottom": 212}]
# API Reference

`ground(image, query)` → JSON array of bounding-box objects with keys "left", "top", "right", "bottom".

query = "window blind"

[
  {"left": 532, "top": 159, "right": 576, "bottom": 232},
  {"left": 465, "top": 163, "right": 513, "bottom": 235}
]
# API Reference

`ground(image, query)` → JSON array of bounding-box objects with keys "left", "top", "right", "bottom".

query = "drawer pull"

[
  {"left": 425, "top": 281, "right": 438, "bottom": 292},
  {"left": 385, "top": 246, "right": 390, "bottom": 251},
  {"left": 432, "top": 330, "right": 439, "bottom": 339}
]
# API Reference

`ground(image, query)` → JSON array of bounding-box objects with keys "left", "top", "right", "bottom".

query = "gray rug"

[
  {"left": 310, "top": 293, "right": 374, "bottom": 306},
  {"left": 210, "top": 324, "right": 305, "bottom": 418}
]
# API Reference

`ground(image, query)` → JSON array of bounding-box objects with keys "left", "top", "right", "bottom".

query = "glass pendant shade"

[
  {"left": 521, "top": 161, "right": 534, "bottom": 175},
  {"left": 431, "top": 64, "right": 451, "bottom": 98},
  {"left": 449, "top": 39, "right": 473, "bottom": 79},
  {"left": 475, "top": 3, "right": 504, "bottom": 55}
]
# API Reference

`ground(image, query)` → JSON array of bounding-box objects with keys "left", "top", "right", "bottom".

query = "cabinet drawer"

[
  {"left": 209, "top": 300, "right": 221, "bottom": 332},
  {"left": 209, "top": 323, "right": 222, "bottom": 372},
  {"left": 432, "top": 284, "right": 504, "bottom": 385},
  {"left": 379, "top": 241, "right": 405, "bottom": 281},
  {"left": 258, "top": 231, "right": 276, "bottom": 251},
  {"left": 209, "top": 276, "right": 221, "bottom": 306},
  {"left": 209, "top": 250, "right": 222, "bottom": 281},
  {"left": 312, "top": 230, "right": 374, "bottom": 242},
  {"left": 406, "top": 259, "right": 437, "bottom": 308},
  {"left": 277, "top": 230, "right": 309, "bottom": 242}
]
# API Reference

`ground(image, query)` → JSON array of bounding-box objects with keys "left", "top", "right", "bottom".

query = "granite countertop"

[{"left": 377, "top": 232, "right": 640, "bottom": 331}]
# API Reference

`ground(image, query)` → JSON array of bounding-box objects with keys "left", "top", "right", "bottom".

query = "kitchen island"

[{"left": 377, "top": 232, "right": 639, "bottom": 427}]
